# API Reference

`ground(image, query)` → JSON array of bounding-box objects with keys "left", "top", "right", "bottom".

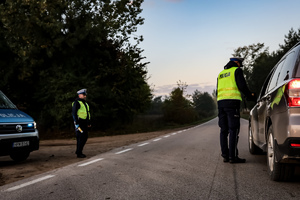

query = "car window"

[
  {"left": 294, "top": 51, "right": 300, "bottom": 78},
  {"left": 277, "top": 51, "right": 296, "bottom": 83},
  {"left": 267, "top": 59, "right": 285, "bottom": 92},
  {"left": 259, "top": 69, "right": 274, "bottom": 98}
]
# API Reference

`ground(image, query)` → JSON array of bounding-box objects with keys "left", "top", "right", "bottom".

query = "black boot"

[
  {"left": 229, "top": 157, "right": 246, "bottom": 163},
  {"left": 223, "top": 157, "right": 229, "bottom": 162}
]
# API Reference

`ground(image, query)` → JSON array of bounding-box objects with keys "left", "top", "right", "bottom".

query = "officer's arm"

[
  {"left": 72, "top": 101, "right": 80, "bottom": 124},
  {"left": 216, "top": 78, "right": 218, "bottom": 97},
  {"left": 87, "top": 107, "right": 91, "bottom": 127},
  {"left": 235, "top": 68, "right": 254, "bottom": 99}
]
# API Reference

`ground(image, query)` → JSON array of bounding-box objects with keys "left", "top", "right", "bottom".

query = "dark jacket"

[
  {"left": 72, "top": 98, "right": 91, "bottom": 126},
  {"left": 217, "top": 61, "right": 255, "bottom": 108}
]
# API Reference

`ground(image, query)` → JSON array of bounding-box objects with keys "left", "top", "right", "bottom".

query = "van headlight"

[{"left": 27, "top": 122, "right": 37, "bottom": 129}]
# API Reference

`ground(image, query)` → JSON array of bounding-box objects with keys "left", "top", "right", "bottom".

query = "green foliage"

[
  {"left": 146, "top": 96, "right": 163, "bottom": 115},
  {"left": 192, "top": 90, "right": 216, "bottom": 119},
  {"left": 232, "top": 43, "right": 268, "bottom": 84},
  {"left": 248, "top": 52, "right": 278, "bottom": 95},
  {"left": 233, "top": 27, "right": 300, "bottom": 110},
  {"left": 277, "top": 28, "right": 300, "bottom": 56},
  {"left": 163, "top": 82, "right": 198, "bottom": 124},
  {"left": 0, "top": 0, "right": 152, "bottom": 132}
]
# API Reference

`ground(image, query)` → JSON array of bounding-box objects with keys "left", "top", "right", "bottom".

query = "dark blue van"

[{"left": 0, "top": 90, "right": 39, "bottom": 161}]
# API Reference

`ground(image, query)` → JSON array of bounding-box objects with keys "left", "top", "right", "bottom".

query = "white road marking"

[
  {"left": 115, "top": 148, "right": 133, "bottom": 154},
  {"left": 6, "top": 175, "right": 55, "bottom": 192},
  {"left": 138, "top": 143, "right": 149, "bottom": 147},
  {"left": 78, "top": 158, "right": 104, "bottom": 167},
  {"left": 153, "top": 138, "right": 162, "bottom": 141},
  {"left": 3, "top": 124, "right": 207, "bottom": 192}
]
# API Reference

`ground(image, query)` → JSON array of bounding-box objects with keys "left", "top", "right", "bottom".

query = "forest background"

[{"left": 0, "top": 0, "right": 299, "bottom": 138}]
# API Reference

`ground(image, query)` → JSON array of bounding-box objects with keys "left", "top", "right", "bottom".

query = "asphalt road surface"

[{"left": 1, "top": 118, "right": 300, "bottom": 200}]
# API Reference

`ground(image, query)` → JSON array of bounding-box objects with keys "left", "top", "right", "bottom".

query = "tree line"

[
  {"left": 146, "top": 82, "right": 216, "bottom": 125},
  {"left": 147, "top": 27, "right": 300, "bottom": 125},
  {"left": 0, "top": 0, "right": 299, "bottom": 136},
  {"left": 0, "top": 0, "right": 152, "bottom": 135},
  {"left": 232, "top": 28, "right": 300, "bottom": 109}
]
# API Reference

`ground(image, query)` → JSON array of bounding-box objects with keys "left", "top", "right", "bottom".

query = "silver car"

[{"left": 249, "top": 42, "right": 300, "bottom": 181}]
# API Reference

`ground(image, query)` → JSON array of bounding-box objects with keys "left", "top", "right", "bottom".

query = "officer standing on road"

[
  {"left": 72, "top": 89, "right": 91, "bottom": 158},
  {"left": 216, "top": 57, "right": 256, "bottom": 163}
]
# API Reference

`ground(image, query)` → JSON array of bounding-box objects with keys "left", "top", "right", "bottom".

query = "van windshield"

[{"left": 0, "top": 91, "right": 17, "bottom": 109}]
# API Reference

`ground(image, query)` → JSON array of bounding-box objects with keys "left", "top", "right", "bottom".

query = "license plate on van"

[{"left": 13, "top": 141, "right": 30, "bottom": 148}]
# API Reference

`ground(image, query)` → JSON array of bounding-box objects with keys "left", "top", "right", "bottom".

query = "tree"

[
  {"left": 232, "top": 43, "right": 268, "bottom": 84},
  {"left": 192, "top": 90, "right": 216, "bottom": 119},
  {"left": 0, "top": 20, "right": 19, "bottom": 103},
  {"left": 163, "top": 82, "right": 198, "bottom": 124},
  {"left": 0, "top": 0, "right": 151, "bottom": 132},
  {"left": 277, "top": 28, "right": 300, "bottom": 57},
  {"left": 146, "top": 96, "right": 163, "bottom": 115},
  {"left": 248, "top": 52, "right": 277, "bottom": 95},
  {"left": 232, "top": 28, "right": 300, "bottom": 110},
  {"left": 247, "top": 28, "right": 300, "bottom": 95}
]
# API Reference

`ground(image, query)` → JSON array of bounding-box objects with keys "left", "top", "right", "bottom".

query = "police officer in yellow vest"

[
  {"left": 217, "top": 58, "right": 256, "bottom": 163},
  {"left": 72, "top": 89, "right": 91, "bottom": 158}
]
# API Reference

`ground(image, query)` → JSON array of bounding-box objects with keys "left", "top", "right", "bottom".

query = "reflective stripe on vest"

[
  {"left": 217, "top": 67, "right": 242, "bottom": 101},
  {"left": 72, "top": 101, "right": 90, "bottom": 120}
]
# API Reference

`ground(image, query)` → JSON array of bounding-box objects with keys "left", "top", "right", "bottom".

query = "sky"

[{"left": 135, "top": 0, "right": 300, "bottom": 97}]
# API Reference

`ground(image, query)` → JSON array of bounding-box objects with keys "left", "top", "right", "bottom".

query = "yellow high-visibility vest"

[
  {"left": 72, "top": 101, "right": 90, "bottom": 120},
  {"left": 217, "top": 67, "right": 242, "bottom": 101}
]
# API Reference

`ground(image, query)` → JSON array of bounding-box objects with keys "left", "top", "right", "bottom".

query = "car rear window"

[
  {"left": 294, "top": 54, "right": 300, "bottom": 78},
  {"left": 267, "top": 60, "right": 285, "bottom": 92},
  {"left": 277, "top": 51, "right": 296, "bottom": 83}
]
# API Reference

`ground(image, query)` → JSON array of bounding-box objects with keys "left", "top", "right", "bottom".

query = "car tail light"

[
  {"left": 291, "top": 143, "right": 300, "bottom": 147},
  {"left": 286, "top": 79, "right": 300, "bottom": 107}
]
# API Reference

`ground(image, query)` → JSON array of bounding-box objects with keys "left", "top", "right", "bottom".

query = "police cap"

[
  {"left": 230, "top": 57, "right": 244, "bottom": 67},
  {"left": 230, "top": 57, "right": 244, "bottom": 62},
  {"left": 77, "top": 89, "right": 87, "bottom": 95}
]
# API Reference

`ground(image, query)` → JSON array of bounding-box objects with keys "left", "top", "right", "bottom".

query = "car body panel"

[{"left": 250, "top": 42, "right": 300, "bottom": 163}]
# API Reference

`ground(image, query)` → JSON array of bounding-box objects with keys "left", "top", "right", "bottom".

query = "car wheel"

[
  {"left": 10, "top": 151, "right": 30, "bottom": 162},
  {"left": 267, "top": 125, "right": 294, "bottom": 181},
  {"left": 248, "top": 122, "right": 262, "bottom": 154}
]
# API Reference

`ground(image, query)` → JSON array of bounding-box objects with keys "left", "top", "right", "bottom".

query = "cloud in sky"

[
  {"left": 165, "top": 0, "right": 183, "bottom": 2},
  {"left": 153, "top": 82, "right": 216, "bottom": 97}
]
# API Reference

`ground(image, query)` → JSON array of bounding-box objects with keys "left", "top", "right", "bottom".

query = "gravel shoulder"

[{"left": 0, "top": 128, "right": 186, "bottom": 186}]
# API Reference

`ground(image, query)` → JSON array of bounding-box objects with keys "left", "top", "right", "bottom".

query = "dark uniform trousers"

[
  {"left": 218, "top": 107, "right": 240, "bottom": 159},
  {"left": 75, "top": 119, "right": 89, "bottom": 155}
]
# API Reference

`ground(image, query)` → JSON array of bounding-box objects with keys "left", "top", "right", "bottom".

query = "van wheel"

[
  {"left": 10, "top": 151, "right": 30, "bottom": 162},
  {"left": 267, "top": 125, "right": 294, "bottom": 181},
  {"left": 248, "top": 122, "right": 262, "bottom": 154}
]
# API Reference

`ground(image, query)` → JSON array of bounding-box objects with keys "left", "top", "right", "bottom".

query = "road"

[{"left": 1, "top": 118, "right": 300, "bottom": 200}]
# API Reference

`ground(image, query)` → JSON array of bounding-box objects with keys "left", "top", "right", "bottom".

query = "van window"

[
  {"left": 267, "top": 59, "right": 285, "bottom": 92},
  {"left": 0, "top": 91, "right": 17, "bottom": 109},
  {"left": 277, "top": 52, "right": 296, "bottom": 83}
]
